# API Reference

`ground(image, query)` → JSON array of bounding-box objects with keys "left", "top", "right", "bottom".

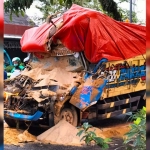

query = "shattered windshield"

[
  {"left": 30, "top": 53, "right": 84, "bottom": 72},
  {"left": 20, "top": 53, "right": 84, "bottom": 88}
]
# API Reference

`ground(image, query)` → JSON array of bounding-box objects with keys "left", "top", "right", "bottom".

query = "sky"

[
  {"left": 26, "top": 0, "right": 146, "bottom": 25},
  {"left": 115, "top": 0, "right": 146, "bottom": 23}
]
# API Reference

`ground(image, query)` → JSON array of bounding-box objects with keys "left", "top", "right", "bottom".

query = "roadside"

[
  {"left": 4, "top": 138, "right": 123, "bottom": 150},
  {"left": 4, "top": 115, "right": 131, "bottom": 150}
]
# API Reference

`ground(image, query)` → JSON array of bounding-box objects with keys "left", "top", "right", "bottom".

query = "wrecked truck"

[{"left": 4, "top": 5, "right": 146, "bottom": 127}]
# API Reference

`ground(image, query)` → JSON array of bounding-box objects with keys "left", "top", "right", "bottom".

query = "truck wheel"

[{"left": 54, "top": 105, "right": 78, "bottom": 127}]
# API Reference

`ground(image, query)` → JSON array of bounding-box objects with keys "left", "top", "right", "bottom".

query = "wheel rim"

[{"left": 61, "top": 109, "right": 74, "bottom": 124}]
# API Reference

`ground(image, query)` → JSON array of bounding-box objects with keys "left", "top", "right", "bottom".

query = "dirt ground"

[
  {"left": 4, "top": 138, "right": 124, "bottom": 150},
  {"left": 4, "top": 116, "right": 131, "bottom": 150}
]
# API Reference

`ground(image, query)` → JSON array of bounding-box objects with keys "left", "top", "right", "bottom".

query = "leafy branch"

[
  {"left": 123, "top": 107, "right": 146, "bottom": 150},
  {"left": 77, "top": 122, "right": 111, "bottom": 150}
]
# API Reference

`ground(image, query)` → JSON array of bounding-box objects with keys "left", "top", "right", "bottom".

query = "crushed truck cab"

[
  {"left": 4, "top": 4, "right": 146, "bottom": 127},
  {"left": 4, "top": 53, "right": 146, "bottom": 127}
]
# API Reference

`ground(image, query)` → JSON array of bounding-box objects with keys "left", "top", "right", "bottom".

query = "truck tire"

[{"left": 54, "top": 105, "right": 78, "bottom": 127}]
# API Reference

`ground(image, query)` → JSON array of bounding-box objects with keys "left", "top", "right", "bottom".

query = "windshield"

[
  {"left": 21, "top": 52, "right": 84, "bottom": 87},
  {"left": 30, "top": 53, "right": 84, "bottom": 72}
]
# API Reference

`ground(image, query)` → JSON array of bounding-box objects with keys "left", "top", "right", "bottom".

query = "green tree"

[
  {"left": 98, "top": 0, "right": 122, "bottom": 21},
  {"left": 119, "top": 9, "right": 138, "bottom": 23},
  {"left": 4, "top": 0, "right": 139, "bottom": 23},
  {"left": 36, "top": 0, "right": 103, "bottom": 22},
  {"left": 4, "top": 0, "right": 34, "bottom": 20},
  {"left": 4, "top": 0, "right": 122, "bottom": 20}
]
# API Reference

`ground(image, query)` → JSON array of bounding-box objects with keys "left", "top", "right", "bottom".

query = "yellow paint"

[
  {"left": 110, "top": 102, "right": 114, "bottom": 108},
  {"left": 102, "top": 54, "right": 146, "bottom": 99},
  {"left": 107, "top": 113, "right": 111, "bottom": 118},
  {"left": 126, "top": 99, "right": 129, "bottom": 104},
  {"left": 123, "top": 109, "right": 127, "bottom": 114}
]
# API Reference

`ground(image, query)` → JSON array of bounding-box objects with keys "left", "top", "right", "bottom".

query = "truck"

[{"left": 4, "top": 4, "right": 146, "bottom": 128}]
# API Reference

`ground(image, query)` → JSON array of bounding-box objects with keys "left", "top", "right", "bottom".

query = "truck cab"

[{"left": 4, "top": 50, "right": 146, "bottom": 128}]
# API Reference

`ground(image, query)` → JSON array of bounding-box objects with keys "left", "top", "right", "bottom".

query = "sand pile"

[
  {"left": 37, "top": 121, "right": 130, "bottom": 146},
  {"left": 37, "top": 119, "right": 85, "bottom": 146}
]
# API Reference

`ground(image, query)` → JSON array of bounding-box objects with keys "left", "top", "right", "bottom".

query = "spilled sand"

[
  {"left": 4, "top": 120, "right": 130, "bottom": 146},
  {"left": 4, "top": 123, "right": 37, "bottom": 146}
]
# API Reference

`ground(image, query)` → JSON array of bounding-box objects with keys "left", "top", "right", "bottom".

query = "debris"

[
  {"left": 27, "top": 89, "right": 56, "bottom": 102},
  {"left": 21, "top": 56, "right": 83, "bottom": 91},
  {"left": 18, "top": 130, "right": 37, "bottom": 143}
]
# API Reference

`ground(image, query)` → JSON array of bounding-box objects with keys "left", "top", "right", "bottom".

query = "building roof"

[
  {"left": 4, "top": 12, "right": 37, "bottom": 36},
  {"left": 4, "top": 12, "right": 36, "bottom": 26}
]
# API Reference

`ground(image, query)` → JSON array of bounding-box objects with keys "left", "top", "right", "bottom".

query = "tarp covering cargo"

[{"left": 20, "top": 4, "right": 146, "bottom": 63}]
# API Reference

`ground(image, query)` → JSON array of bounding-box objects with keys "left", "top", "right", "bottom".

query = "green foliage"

[
  {"left": 98, "top": 0, "right": 122, "bottom": 21},
  {"left": 36, "top": 0, "right": 138, "bottom": 23},
  {"left": 4, "top": 0, "right": 33, "bottom": 21},
  {"left": 4, "top": 0, "right": 140, "bottom": 23},
  {"left": 124, "top": 107, "right": 146, "bottom": 150},
  {"left": 118, "top": 8, "right": 138, "bottom": 23},
  {"left": 36, "top": 0, "right": 102, "bottom": 22},
  {"left": 77, "top": 122, "right": 111, "bottom": 150}
]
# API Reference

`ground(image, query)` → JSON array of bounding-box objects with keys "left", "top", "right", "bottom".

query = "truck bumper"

[{"left": 4, "top": 110, "right": 43, "bottom": 121}]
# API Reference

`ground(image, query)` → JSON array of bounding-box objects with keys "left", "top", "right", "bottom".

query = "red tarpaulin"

[{"left": 20, "top": 4, "right": 146, "bottom": 63}]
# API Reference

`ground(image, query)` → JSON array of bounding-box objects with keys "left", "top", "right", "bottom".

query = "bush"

[
  {"left": 124, "top": 107, "right": 146, "bottom": 150},
  {"left": 77, "top": 122, "right": 111, "bottom": 150}
]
